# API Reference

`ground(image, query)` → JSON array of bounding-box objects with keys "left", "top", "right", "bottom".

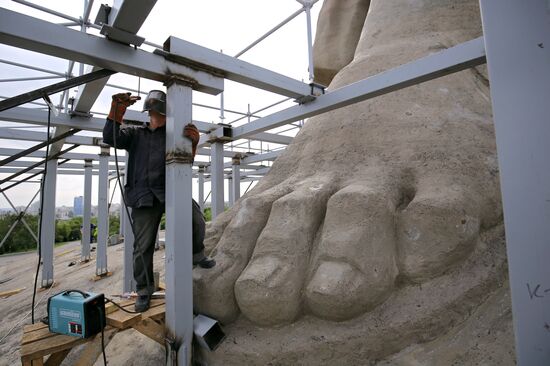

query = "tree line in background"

[
  {"left": 0, "top": 214, "right": 120, "bottom": 255},
  {"left": 1, "top": 206, "right": 213, "bottom": 255}
]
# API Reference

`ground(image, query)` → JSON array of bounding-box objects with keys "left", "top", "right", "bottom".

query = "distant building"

[
  {"left": 56, "top": 206, "right": 72, "bottom": 220},
  {"left": 73, "top": 196, "right": 83, "bottom": 216}
]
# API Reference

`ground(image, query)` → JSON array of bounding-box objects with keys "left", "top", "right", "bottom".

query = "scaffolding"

[{"left": 0, "top": 0, "right": 549, "bottom": 365}]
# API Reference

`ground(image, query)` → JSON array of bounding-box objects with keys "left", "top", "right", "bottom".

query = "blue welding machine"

[{"left": 47, "top": 290, "right": 106, "bottom": 338}]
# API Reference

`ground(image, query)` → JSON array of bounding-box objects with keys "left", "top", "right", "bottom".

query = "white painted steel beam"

[
  {"left": 232, "top": 37, "right": 487, "bottom": 139},
  {"left": 0, "top": 107, "right": 293, "bottom": 145},
  {"left": 0, "top": 128, "right": 97, "bottom": 146},
  {"left": 0, "top": 8, "right": 223, "bottom": 95},
  {"left": 73, "top": 0, "right": 157, "bottom": 113},
  {"left": 0, "top": 167, "right": 101, "bottom": 175},
  {"left": 164, "top": 79, "right": 194, "bottom": 365},
  {"left": 3, "top": 161, "right": 122, "bottom": 170},
  {"left": 479, "top": 1, "right": 550, "bottom": 364},
  {"left": 210, "top": 142, "right": 225, "bottom": 219},
  {"left": 163, "top": 36, "right": 313, "bottom": 99},
  {"left": 81, "top": 159, "right": 92, "bottom": 261},
  {"left": 232, "top": 158, "right": 241, "bottom": 204},
  {"left": 197, "top": 166, "right": 205, "bottom": 212},
  {"left": 40, "top": 159, "right": 57, "bottom": 287},
  {"left": 96, "top": 146, "right": 109, "bottom": 275}
]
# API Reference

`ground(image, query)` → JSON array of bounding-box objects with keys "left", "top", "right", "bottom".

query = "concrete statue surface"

[{"left": 194, "top": 0, "right": 515, "bottom": 364}]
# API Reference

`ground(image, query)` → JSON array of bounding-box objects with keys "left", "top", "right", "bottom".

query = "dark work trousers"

[{"left": 131, "top": 197, "right": 206, "bottom": 296}]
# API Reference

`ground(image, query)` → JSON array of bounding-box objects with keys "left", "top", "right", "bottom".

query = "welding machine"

[{"left": 47, "top": 290, "right": 106, "bottom": 338}]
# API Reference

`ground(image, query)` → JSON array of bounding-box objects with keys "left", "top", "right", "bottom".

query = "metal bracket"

[
  {"left": 100, "top": 24, "right": 145, "bottom": 47},
  {"left": 69, "top": 110, "right": 93, "bottom": 119},
  {"left": 208, "top": 124, "right": 233, "bottom": 143},
  {"left": 295, "top": 0, "right": 315, "bottom": 9},
  {"left": 294, "top": 82, "right": 325, "bottom": 104},
  {"left": 94, "top": 4, "right": 111, "bottom": 26}
]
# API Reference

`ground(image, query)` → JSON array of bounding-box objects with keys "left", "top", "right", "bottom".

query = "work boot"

[
  {"left": 193, "top": 252, "right": 216, "bottom": 269},
  {"left": 134, "top": 294, "right": 151, "bottom": 312}
]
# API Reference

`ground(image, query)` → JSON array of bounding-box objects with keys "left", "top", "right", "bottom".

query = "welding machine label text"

[{"left": 60, "top": 309, "right": 81, "bottom": 320}]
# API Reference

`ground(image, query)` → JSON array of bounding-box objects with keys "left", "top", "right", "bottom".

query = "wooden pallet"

[{"left": 20, "top": 298, "right": 165, "bottom": 365}]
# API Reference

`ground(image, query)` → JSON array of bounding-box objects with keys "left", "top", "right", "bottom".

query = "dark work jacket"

[{"left": 103, "top": 118, "right": 166, "bottom": 208}]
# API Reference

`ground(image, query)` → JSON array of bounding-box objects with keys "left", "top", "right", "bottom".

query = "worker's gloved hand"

[
  {"left": 184, "top": 123, "right": 200, "bottom": 158},
  {"left": 108, "top": 92, "right": 141, "bottom": 124}
]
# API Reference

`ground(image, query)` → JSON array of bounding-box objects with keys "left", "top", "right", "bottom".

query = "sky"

[{"left": 0, "top": 0, "right": 324, "bottom": 209}]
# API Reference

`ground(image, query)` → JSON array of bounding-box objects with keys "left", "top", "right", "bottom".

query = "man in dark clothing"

[{"left": 103, "top": 91, "right": 214, "bottom": 312}]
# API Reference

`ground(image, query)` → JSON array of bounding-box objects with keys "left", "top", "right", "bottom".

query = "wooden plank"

[
  {"left": 37, "top": 282, "right": 59, "bottom": 293},
  {"left": 106, "top": 310, "right": 141, "bottom": 330},
  {"left": 143, "top": 303, "right": 166, "bottom": 322},
  {"left": 133, "top": 318, "right": 165, "bottom": 345},
  {"left": 106, "top": 299, "right": 164, "bottom": 329},
  {"left": 91, "top": 271, "right": 113, "bottom": 282},
  {"left": 158, "top": 281, "right": 166, "bottom": 291},
  {"left": 73, "top": 328, "right": 117, "bottom": 366},
  {"left": 22, "top": 327, "right": 56, "bottom": 345},
  {"left": 21, "top": 359, "right": 44, "bottom": 366},
  {"left": 24, "top": 323, "right": 49, "bottom": 333},
  {"left": 0, "top": 287, "right": 26, "bottom": 298},
  {"left": 20, "top": 333, "right": 88, "bottom": 362},
  {"left": 44, "top": 349, "right": 71, "bottom": 366}
]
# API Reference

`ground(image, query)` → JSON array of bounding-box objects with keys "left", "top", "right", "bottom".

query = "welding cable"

[
  {"left": 97, "top": 305, "right": 107, "bottom": 366},
  {"left": 104, "top": 297, "right": 140, "bottom": 314}
]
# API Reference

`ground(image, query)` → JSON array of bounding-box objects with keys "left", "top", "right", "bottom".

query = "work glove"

[
  {"left": 184, "top": 123, "right": 200, "bottom": 158},
  {"left": 108, "top": 92, "right": 141, "bottom": 124}
]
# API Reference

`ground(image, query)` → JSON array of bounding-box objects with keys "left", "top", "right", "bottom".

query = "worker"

[{"left": 103, "top": 91, "right": 215, "bottom": 312}]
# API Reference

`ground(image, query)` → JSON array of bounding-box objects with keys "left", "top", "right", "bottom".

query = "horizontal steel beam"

[
  {"left": 242, "top": 150, "right": 283, "bottom": 164},
  {"left": 0, "top": 8, "right": 223, "bottom": 95},
  {"left": 0, "top": 147, "right": 122, "bottom": 162},
  {"left": 0, "top": 167, "right": 100, "bottom": 176},
  {"left": 162, "top": 36, "right": 313, "bottom": 99},
  {"left": 0, "top": 69, "right": 116, "bottom": 112},
  {"left": 0, "top": 128, "right": 98, "bottom": 146},
  {"left": 0, "top": 144, "right": 79, "bottom": 184},
  {"left": 0, "top": 107, "right": 292, "bottom": 145},
  {"left": 0, "top": 158, "right": 70, "bottom": 193},
  {"left": 232, "top": 37, "right": 487, "bottom": 139},
  {"left": 3, "top": 161, "right": 122, "bottom": 170},
  {"left": 0, "top": 128, "right": 79, "bottom": 167}
]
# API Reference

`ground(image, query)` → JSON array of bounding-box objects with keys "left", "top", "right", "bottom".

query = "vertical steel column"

[
  {"left": 122, "top": 154, "right": 135, "bottom": 293},
  {"left": 227, "top": 177, "right": 234, "bottom": 207},
  {"left": 119, "top": 192, "right": 125, "bottom": 236},
  {"left": 40, "top": 159, "right": 57, "bottom": 287},
  {"left": 198, "top": 166, "right": 205, "bottom": 212},
  {"left": 81, "top": 159, "right": 92, "bottom": 262},
  {"left": 96, "top": 145, "right": 109, "bottom": 276},
  {"left": 304, "top": 1, "right": 315, "bottom": 82},
  {"left": 210, "top": 142, "right": 225, "bottom": 219},
  {"left": 232, "top": 155, "right": 241, "bottom": 203},
  {"left": 164, "top": 78, "right": 194, "bottom": 366},
  {"left": 480, "top": 1, "right": 550, "bottom": 364}
]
